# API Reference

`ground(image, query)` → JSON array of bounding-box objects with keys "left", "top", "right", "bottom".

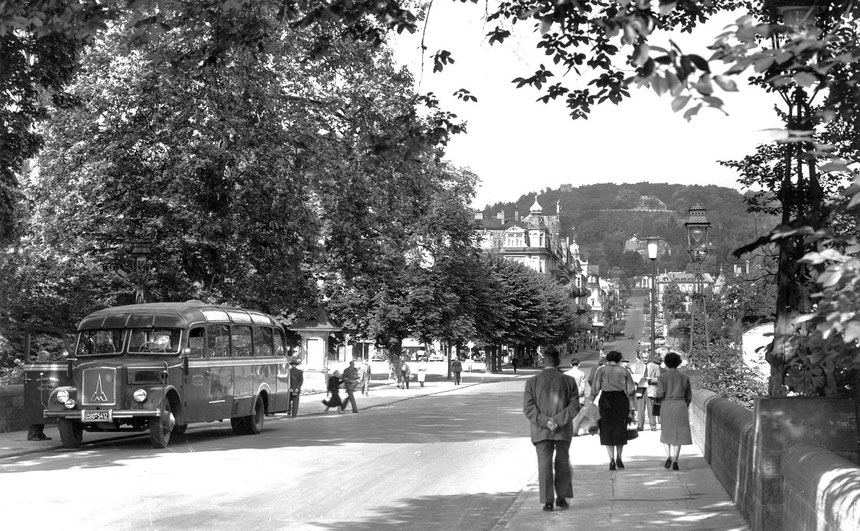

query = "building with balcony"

[{"left": 475, "top": 198, "right": 576, "bottom": 283}]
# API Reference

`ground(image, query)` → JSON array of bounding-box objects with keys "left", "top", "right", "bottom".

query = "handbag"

[
  {"left": 652, "top": 400, "right": 662, "bottom": 417},
  {"left": 626, "top": 428, "right": 639, "bottom": 440}
]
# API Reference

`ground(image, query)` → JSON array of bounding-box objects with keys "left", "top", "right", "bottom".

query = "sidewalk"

[{"left": 495, "top": 428, "right": 748, "bottom": 530}]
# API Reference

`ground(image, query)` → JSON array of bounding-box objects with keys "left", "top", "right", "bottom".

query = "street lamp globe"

[
  {"left": 684, "top": 204, "right": 711, "bottom": 263},
  {"left": 647, "top": 240, "right": 658, "bottom": 261}
]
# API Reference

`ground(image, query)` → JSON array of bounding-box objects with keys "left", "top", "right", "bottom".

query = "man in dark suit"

[
  {"left": 288, "top": 358, "right": 303, "bottom": 418},
  {"left": 523, "top": 346, "right": 581, "bottom": 512}
]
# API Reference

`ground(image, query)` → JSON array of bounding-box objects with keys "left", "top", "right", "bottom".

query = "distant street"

[{"left": 1, "top": 380, "right": 536, "bottom": 530}]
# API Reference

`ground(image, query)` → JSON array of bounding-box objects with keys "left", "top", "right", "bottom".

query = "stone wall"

[
  {"left": 690, "top": 390, "right": 860, "bottom": 531},
  {"left": 782, "top": 445, "right": 860, "bottom": 531},
  {"left": 0, "top": 385, "right": 26, "bottom": 433}
]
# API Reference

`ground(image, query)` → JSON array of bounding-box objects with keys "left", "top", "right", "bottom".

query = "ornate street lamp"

[
  {"left": 685, "top": 205, "right": 711, "bottom": 365},
  {"left": 130, "top": 241, "right": 152, "bottom": 304},
  {"left": 647, "top": 238, "right": 659, "bottom": 362},
  {"left": 763, "top": 0, "right": 821, "bottom": 33}
]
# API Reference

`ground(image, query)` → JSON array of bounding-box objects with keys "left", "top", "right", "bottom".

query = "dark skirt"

[
  {"left": 322, "top": 391, "right": 342, "bottom": 408},
  {"left": 598, "top": 391, "right": 629, "bottom": 446}
]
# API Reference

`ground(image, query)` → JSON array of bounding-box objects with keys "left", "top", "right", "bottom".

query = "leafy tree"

[{"left": 662, "top": 281, "right": 686, "bottom": 318}]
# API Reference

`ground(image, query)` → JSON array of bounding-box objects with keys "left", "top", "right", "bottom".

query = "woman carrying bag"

[{"left": 590, "top": 350, "right": 636, "bottom": 470}]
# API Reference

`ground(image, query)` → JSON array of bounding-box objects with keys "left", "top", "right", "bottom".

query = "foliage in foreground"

[{"left": 695, "top": 340, "right": 767, "bottom": 409}]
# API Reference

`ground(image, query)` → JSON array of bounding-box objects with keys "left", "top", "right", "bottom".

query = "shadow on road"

[{"left": 0, "top": 391, "right": 528, "bottom": 474}]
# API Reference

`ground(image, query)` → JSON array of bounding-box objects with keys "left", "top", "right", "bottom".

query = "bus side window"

[
  {"left": 208, "top": 324, "right": 230, "bottom": 358},
  {"left": 273, "top": 329, "right": 285, "bottom": 357},
  {"left": 253, "top": 326, "right": 273, "bottom": 357},
  {"left": 232, "top": 325, "right": 252, "bottom": 357},
  {"left": 188, "top": 328, "right": 205, "bottom": 358}
]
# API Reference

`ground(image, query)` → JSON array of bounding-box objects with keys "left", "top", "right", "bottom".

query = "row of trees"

[
  {"left": 0, "top": 4, "right": 586, "bottom": 370},
  {"left": 1, "top": 1, "right": 857, "bottom": 398}
]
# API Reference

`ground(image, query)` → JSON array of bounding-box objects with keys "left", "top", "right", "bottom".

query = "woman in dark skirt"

[
  {"left": 322, "top": 370, "right": 344, "bottom": 414},
  {"left": 656, "top": 352, "right": 692, "bottom": 470},
  {"left": 590, "top": 350, "right": 635, "bottom": 470}
]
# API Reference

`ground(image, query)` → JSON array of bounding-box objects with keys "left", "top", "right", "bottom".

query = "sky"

[{"left": 390, "top": 3, "right": 784, "bottom": 208}]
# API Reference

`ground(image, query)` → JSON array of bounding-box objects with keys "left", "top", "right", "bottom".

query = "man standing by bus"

[{"left": 288, "top": 358, "right": 303, "bottom": 418}]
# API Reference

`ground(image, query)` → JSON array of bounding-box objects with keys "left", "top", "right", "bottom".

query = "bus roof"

[{"left": 77, "top": 301, "right": 278, "bottom": 331}]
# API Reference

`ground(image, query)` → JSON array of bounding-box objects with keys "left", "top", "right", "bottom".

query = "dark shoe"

[
  {"left": 651, "top": 427, "right": 657, "bottom": 431},
  {"left": 555, "top": 497, "right": 569, "bottom": 509},
  {"left": 543, "top": 503, "right": 553, "bottom": 512},
  {"left": 28, "top": 434, "right": 51, "bottom": 441},
  {"left": 672, "top": 461, "right": 680, "bottom": 471},
  {"left": 616, "top": 459, "right": 625, "bottom": 469},
  {"left": 664, "top": 458, "right": 672, "bottom": 469},
  {"left": 609, "top": 459, "right": 616, "bottom": 471}
]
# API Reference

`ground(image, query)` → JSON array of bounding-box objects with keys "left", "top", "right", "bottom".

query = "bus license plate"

[{"left": 83, "top": 410, "right": 111, "bottom": 422}]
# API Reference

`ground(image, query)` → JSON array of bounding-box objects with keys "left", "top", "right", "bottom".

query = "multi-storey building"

[{"left": 475, "top": 198, "right": 576, "bottom": 283}]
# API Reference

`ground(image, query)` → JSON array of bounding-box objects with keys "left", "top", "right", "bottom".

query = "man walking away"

[
  {"left": 523, "top": 347, "right": 581, "bottom": 512},
  {"left": 451, "top": 357, "right": 462, "bottom": 385},
  {"left": 288, "top": 358, "right": 303, "bottom": 418},
  {"left": 341, "top": 359, "right": 361, "bottom": 413},
  {"left": 360, "top": 357, "right": 371, "bottom": 396},
  {"left": 564, "top": 358, "right": 588, "bottom": 405}
]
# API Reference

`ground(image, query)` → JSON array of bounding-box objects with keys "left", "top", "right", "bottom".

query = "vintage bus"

[{"left": 44, "top": 301, "right": 291, "bottom": 449}]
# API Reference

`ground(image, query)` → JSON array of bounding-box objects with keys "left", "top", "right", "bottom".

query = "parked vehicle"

[
  {"left": 23, "top": 327, "right": 73, "bottom": 431},
  {"left": 44, "top": 302, "right": 291, "bottom": 449},
  {"left": 428, "top": 353, "right": 444, "bottom": 362}
]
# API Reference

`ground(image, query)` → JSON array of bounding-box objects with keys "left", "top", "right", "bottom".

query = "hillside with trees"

[{"left": 482, "top": 183, "right": 775, "bottom": 279}]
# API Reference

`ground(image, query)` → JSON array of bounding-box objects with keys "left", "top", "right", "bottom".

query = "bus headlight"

[
  {"left": 56, "top": 389, "right": 69, "bottom": 403},
  {"left": 64, "top": 399, "right": 76, "bottom": 409},
  {"left": 133, "top": 389, "right": 148, "bottom": 403}
]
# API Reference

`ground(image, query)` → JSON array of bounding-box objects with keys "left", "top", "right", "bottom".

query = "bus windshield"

[
  {"left": 76, "top": 329, "right": 125, "bottom": 356},
  {"left": 128, "top": 328, "right": 182, "bottom": 354}
]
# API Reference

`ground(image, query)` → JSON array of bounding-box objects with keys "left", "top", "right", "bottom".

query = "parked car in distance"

[{"left": 428, "top": 353, "right": 444, "bottom": 362}]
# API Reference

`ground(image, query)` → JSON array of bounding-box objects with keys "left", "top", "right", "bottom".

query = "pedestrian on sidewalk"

[
  {"left": 400, "top": 358, "right": 411, "bottom": 389},
  {"left": 656, "top": 352, "right": 692, "bottom": 470},
  {"left": 288, "top": 358, "right": 304, "bottom": 418},
  {"left": 523, "top": 346, "right": 580, "bottom": 512},
  {"left": 590, "top": 350, "right": 635, "bottom": 471},
  {"left": 322, "top": 370, "right": 344, "bottom": 414},
  {"left": 359, "top": 357, "right": 371, "bottom": 396},
  {"left": 451, "top": 357, "right": 462, "bottom": 385},
  {"left": 511, "top": 356, "right": 519, "bottom": 374},
  {"left": 645, "top": 354, "right": 663, "bottom": 430},
  {"left": 631, "top": 353, "right": 650, "bottom": 430},
  {"left": 564, "top": 358, "right": 587, "bottom": 405},
  {"left": 417, "top": 357, "right": 428, "bottom": 387},
  {"left": 341, "top": 359, "right": 361, "bottom": 413},
  {"left": 587, "top": 355, "right": 607, "bottom": 390}
]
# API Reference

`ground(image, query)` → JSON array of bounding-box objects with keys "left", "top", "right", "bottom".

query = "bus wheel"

[
  {"left": 58, "top": 419, "right": 83, "bottom": 449},
  {"left": 230, "top": 416, "right": 248, "bottom": 435},
  {"left": 172, "top": 423, "right": 188, "bottom": 435},
  {"left": 247, "top": 397, "right": 264, "bottom": 435},
  {"left": 150, "top": 400, "right": 175, "bottom": 449}
]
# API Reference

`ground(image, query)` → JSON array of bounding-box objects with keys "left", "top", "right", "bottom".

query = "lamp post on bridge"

[
  {"left": 646, "top": 238, "right": 659, "bottom": 363},
  {"left": 130, "top": 242, "right": 152, "bottom": 304},
  {"left": 685, "top": 205, "right": 711, "bottom": 368}
]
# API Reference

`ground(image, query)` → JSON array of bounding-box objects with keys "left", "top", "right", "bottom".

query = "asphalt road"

[{"left": 1, "top": 379, "right": 536, "bottom": 530}]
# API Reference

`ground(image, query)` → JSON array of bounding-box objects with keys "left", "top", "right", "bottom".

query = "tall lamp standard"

[
  {"left": 130, "top": 242, "right": 152, "bottom": 304},
  {"left": 647, "top": 238, "right": 659, "bottom": 362},
  {"left": 685, "top": 205, "right": 711, "bottom": 367}
]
